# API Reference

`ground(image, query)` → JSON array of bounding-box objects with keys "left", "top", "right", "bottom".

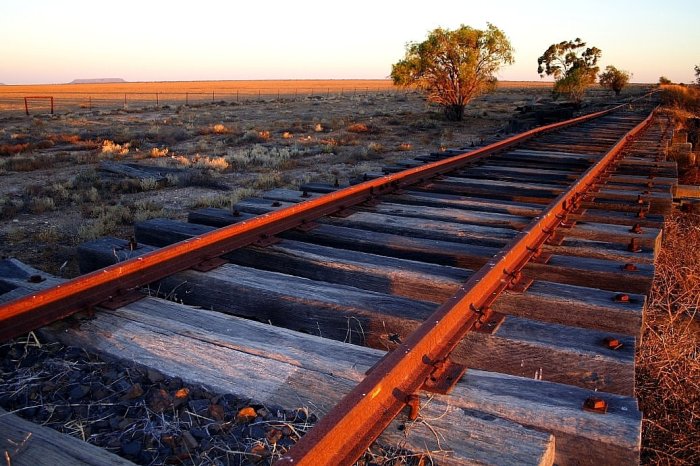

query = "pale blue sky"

[{"left": 1, "top": 0, "right": 698, "bottom": 84}]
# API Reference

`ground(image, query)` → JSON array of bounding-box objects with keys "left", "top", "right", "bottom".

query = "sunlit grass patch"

[
  {"left": 101, "top": 139, "right": 130, "bottom": 156},
  {"left": 225, "top": 145, "right": 301, "bottom": 170}
]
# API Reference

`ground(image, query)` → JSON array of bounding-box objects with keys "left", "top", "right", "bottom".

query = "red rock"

[
  {"left": 149, "top": 388, "right": 172, "bottom": 413},
  {"left": 236, "top": 406, "right": 257, "bottom": 424},
  {"left": 266, "top": 428, "right": 283, "bottom": 444},
  {"left": 122, "top": 383, "right": 144, "bottom": 400},
  {"left": 249, "top": 443, "right": 270, "bottom": 462},
  {"left": 209, "top": 403, "right": 225, "bottom": 421}
]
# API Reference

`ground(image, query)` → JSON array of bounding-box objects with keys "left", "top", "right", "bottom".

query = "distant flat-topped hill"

[{"left": 69, "top": 78, "right": 126, "bottom": 84}]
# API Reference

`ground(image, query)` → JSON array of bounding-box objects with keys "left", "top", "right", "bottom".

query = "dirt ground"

[{"left": 0, "top": 84, "right": 635, "bottom": 278}]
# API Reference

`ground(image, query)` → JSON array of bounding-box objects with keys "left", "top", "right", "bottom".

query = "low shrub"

[
  {"left": 29, "top": 196, "right": 56, "bottom": 214},
  {"left": 149, "top": 147, "right": 169, "bottom": 158},
  {"left": 192, "top": 155, "right": 229, "bottom": 171},
  {"left": 252, "top": 171, "right": 283, "bottom": 190},
  {"left": 660, "top": 85, "right": 700, "bottom": 112},
  {"left": 101, "top": 140, "right": 130, "bottom": 156},
  {"left": 347, "top": 123, "right": 370, "bottom": 133},
  {"left": 139, "top": 177, "right": 159, "bottom": 191},
  {"left": 225, "top": 145, "right": 299, "bottom": 170},
  {"left": 0, "top": 143, "right": 31, "bottom": 155}
]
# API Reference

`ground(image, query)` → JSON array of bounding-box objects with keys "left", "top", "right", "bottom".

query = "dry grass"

[
  {"left": 660, "top": 84, "right": 700, "bottom": 112},
  {"left": 637, "top": 212, "right": 700, "bottom": 465},
  {"left": 0, "top": 79, "right": 397, "bottom": 96}
]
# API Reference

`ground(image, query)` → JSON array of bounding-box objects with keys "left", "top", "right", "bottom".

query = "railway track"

[{"left": 0, "top": 98, "right": 676, "bottom": 465}]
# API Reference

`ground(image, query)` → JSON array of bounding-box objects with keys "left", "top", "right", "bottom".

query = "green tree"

[
  {"left": 391, "top": 24, "right": 514, "bottom": 121},
  {"left": 694, "top": 65, "right": 699, "bottom": 85},
  {"left": 537, "top": 38, "right": 601, "bottom": 105},
  {"left": 598, "top": 65, "right": 631, "bottom": 96},
  {"left": 659, "top": 76, "right": 672, "bottom": 85}
]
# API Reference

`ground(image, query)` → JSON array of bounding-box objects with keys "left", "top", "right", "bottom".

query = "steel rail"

[
  {"left": 276, "top": 107, "right": 657, "bottom": 465},
  {"left": 0, "top": 102, "right": 631, "bottom": 342}
]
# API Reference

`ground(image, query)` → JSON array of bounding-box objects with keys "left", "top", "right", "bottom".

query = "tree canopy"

[
  {"left": 599, "top": 65, "right": 631, "bottom": 96},
  {"left": 537, "top": 38, "right": 601, "bottom": 104},
  {"left": 695, "top": 65, "right": 700, "bottom": 85},
  {"left": 391, "top": 24, "right": 514, "bottom": 121}
]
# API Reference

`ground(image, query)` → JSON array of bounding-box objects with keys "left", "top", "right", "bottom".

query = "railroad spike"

[
  {"left": 602, "top": 337, "right": 624, "bottom": 350},
  {"left": 583, "top": 397, "right": 608, "bottom": 414},
  {"left": 628, "top": 238, "right": 642, "bottom": 253},
  {"left": 406, "top": 394, "right": 420, "bottom": 421}
]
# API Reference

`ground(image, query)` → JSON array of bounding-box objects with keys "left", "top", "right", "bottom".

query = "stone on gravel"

[
  {"left": 182, "top": 430, "right": 199, "bottom": 450},
  {"left": 209, "top": 403, "right": 225, "bottom": 421},
  {"left": 149, "top": 388, "right": 172, "bottom": 413},
  {"left": 173, "top": 387, "right": 189, "bottom": 408},
  {"left": 236, "top": 406, "right": 257, "bottom": 423},
  {"left": 189, "top": 427, "right": 208, "bottom": 440},
  {"left": 121, "top": 440, "right": 141, "bottom": 457},
  {"left": 266, "top": 428, "right": 283, "bottom": 444},
  {"left": 147, "top": 368, "right": 164, "bottom": 383},
  {"left": 122, "top": 382, "right": 144, "bottom": 400},
  {"left": 118, "top": 418, "right": 134, "bottom": 430},
  {"left": 68, "top": 383, "right": 90, "bottom": 401},
  {"left": 188, "top": 398, "right": 210, "bottom": 415}
]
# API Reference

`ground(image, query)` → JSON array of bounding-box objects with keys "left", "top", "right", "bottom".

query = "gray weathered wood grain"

[
  {"left": 0, "top": 407, "right": 135, "bottom": 466},
  {"left": 77, "top": 237, "right": 645, "bottom": 337},
  {"left": 178, "top": 213, "right": 655, "bottom": 294}
]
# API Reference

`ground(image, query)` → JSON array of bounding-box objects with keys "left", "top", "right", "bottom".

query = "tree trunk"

[{"left": 444, "top": 104, "right": 465, "bottom": 121}]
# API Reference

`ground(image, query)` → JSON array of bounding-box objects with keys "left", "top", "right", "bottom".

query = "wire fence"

[{"left": 0, "top": 86, "right": 405, "bottom": 116}]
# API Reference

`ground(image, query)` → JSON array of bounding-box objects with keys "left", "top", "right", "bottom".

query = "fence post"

[
  {"left": 327, "top": 88, "right": 330, "bottom": 97},
  {"left": 88, "top": 96, "right": 92, "bottom": 111},
  {"left": 24, "top": 97, "right": 29, "bottom": 116},
  {"left": 124, "top": 94, "right": 127, "bottom": 108},
  {"left": 156, "top": 93, "right": 159, "bottom": 106},
  {"left": 50, "top": 97, "right": 54, "bottom": 114},
  {"left": 237, "top": 90, "right": 239, "bottom": 102},
  {"left": 212, "top": 91, "right": 215, "bottom": 102}
]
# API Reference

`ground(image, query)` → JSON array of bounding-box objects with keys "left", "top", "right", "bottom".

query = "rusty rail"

[
  {"left": 276, "top": 108, "right": 657, "bottom": 465},
  {"left": 0, "top": 102, "right": 635, "bottom": 343}
]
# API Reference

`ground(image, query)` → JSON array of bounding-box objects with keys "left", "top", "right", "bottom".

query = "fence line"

[{"left": 0, "top": 86, "right": 407, "bottom": 115}]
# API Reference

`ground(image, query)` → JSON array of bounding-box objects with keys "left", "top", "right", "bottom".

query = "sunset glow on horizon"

[{"left": 1, "top": 0, "right": 698, "bottom": 85}]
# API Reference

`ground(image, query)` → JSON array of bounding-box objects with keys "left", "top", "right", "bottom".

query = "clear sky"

[{"left": 1, "top": 0, "right": 698, "bottom": 84}]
